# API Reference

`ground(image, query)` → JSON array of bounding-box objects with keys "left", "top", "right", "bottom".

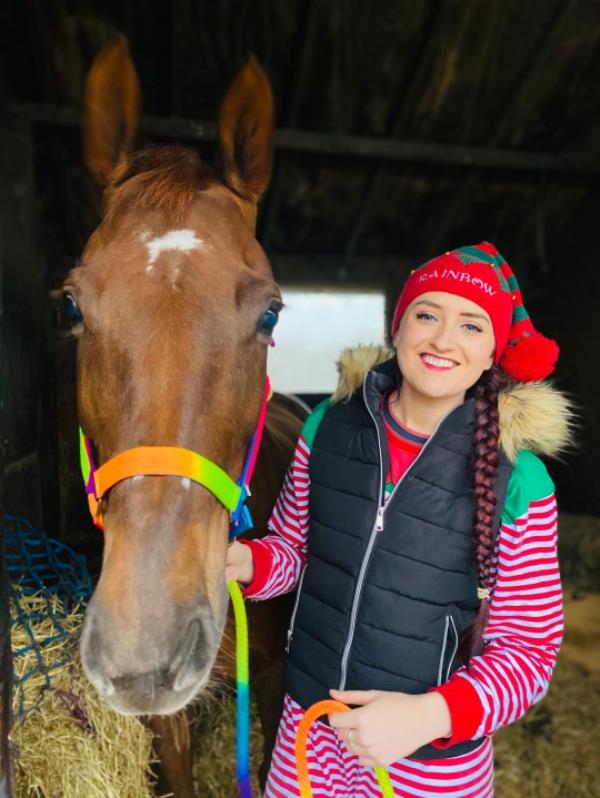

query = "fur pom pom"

[{"left": 500, "top": 332, "right": 559, "bottom": 382}]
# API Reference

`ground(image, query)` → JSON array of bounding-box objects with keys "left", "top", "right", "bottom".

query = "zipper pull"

[
  {"left": 375, "top": 506, "right": 385, "bottom": 532},
  {"left": 285, "top": 629, "right": 292, "bottom": 653}
]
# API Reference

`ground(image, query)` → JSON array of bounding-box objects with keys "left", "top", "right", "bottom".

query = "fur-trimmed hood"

[{"left": 332, "top": 345, "right": 574, "bottom": 463}]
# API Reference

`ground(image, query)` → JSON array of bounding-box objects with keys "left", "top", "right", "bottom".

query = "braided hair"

[{"left": 460, "top": 365, "right": 508, "bottom": 664}]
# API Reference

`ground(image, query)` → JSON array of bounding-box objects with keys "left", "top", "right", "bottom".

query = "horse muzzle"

[{"left": 80, "top": 599, "right": 222, "bottom": 715}]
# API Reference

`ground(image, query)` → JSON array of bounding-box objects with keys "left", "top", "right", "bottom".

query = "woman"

[{"left": 227, "top": 242, "right": 571, "bottom": 797}]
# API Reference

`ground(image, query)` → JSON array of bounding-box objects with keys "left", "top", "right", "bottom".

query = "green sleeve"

[
  {"left": 300, "top": 398, "right": 331, "bottom": 449},
  {"left": 501, "top": 449, "right": 556, "bottom": 524}
]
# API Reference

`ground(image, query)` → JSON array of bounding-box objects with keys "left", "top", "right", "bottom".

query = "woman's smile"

[{"left": 419, "top": 353, "right": 459, "bottom": 371}]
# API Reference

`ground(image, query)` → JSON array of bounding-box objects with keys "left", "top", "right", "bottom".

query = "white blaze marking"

[
  {"left": 181, "top": 478, "right": 191, "bottom": 490},
  {"left": 132, "top": 476, "right": 144, "bottom": 483},
  {"left": 144, "top": 229, "right": 204, "bottom": 274}
]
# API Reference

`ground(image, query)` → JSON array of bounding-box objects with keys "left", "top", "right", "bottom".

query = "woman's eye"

[
  {"left": 258, "top": 304, "right": 281, "bottom": 336},
  {"left": 63, "top": 293, "right": 83, "bottom": 326},
  {"left": 463, "top": 323, "right": 482, "bottom": 334},
  {"left": 416, "top": 312, "right": 436, "bottom": 322}
]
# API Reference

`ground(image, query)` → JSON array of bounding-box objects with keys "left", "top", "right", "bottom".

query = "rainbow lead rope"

[
  {"left": 226, "top": 583, "right": 395, "bottom": 798},
  {"left": 295, "top": 700, "right": 395, "bottom": 798},
  {"left": 228, "top": 580, "right": 252, "bottom": 798}
]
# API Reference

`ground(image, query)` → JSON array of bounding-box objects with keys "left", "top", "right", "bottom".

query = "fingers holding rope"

[
  {"left": 341, "top": 728, "right": 379, "bottom": 769},
  {"left": 297, "top": 700, "right": 395, "bottom": 797}
]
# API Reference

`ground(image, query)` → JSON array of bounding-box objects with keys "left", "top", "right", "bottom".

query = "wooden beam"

[
  {"left": 11, "top": 102, "right": 600, "bottom": 180},
  {"left": 270, "top": 253, "right": 410, "bottom": 288},
  {"left": 341, "top": 0, "right": 459, "bottom": 266},
  {"left": 424, "top": 0, "right": 573, "bottom": 256}
]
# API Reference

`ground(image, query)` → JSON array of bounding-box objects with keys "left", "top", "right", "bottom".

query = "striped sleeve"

[
  {"left": 432, "top": 451, "right": 563, "bottom": 744},
  {"left": 241, "top": 434, "right": 311, "bottom": 600}
]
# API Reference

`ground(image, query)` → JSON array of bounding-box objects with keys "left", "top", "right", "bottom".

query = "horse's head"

[{"left": 68, "top": 38, "right": 278, "bottom": 714}]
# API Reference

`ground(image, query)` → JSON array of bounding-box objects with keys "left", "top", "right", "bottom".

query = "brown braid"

[{"left": 459, "top": 365, "right": 508, "bottom": 664}]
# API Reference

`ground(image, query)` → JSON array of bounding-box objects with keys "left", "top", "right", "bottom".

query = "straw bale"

[{"left": 10, "top": 593, "right": 155, "bottom": 798}]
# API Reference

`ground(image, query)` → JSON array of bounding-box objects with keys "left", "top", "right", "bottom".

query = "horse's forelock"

[{"left": 104, "top": 145, "right": 217, "bottom": 221}]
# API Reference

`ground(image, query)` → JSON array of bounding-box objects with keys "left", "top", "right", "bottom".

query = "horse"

[{"left": 63, "top": 37, "right": 304, "bottom": 796}]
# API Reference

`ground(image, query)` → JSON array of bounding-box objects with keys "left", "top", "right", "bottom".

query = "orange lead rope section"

[{"left": 295, "top": 700, "right": 395, "bottom": 798}]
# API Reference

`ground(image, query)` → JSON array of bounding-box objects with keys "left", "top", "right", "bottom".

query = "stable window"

[{"left": 267, "top": 287, "right": 386, "bottom": 395}]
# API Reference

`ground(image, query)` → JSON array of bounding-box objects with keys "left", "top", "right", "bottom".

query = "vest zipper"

[
  {"left": 437, "top": 615, "right": 451, "bottom": 686},
  {"left": 445, "top": 615, "right": 459, "bottom": 683},
  {"left": 338, "top": 380, "right": 385, "bottom": 689},
  {"left": 338, "top": 380, "right": 453, "bottom": 690},
  {"left": 285, "top": 564, "right": 307, "bottom": 653},
  {"left": 437, "top": 612, "right": 460, "bottom": 685}
]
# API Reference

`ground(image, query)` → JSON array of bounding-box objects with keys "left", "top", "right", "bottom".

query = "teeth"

[{"left": 421, "top": 354, "right": 456, "bottom": 368}]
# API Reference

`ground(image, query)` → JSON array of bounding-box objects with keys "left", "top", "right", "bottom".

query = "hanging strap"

[{"left": 229, "top": 377, "right": 272, "bottom": 538}]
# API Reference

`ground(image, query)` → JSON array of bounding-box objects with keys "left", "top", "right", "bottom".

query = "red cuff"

[
  {"left": 238, "top": 539, "right": 272, "bottom": 598},
  {"left": 428, "top": 677, "right": 484, "bottom": 748}
]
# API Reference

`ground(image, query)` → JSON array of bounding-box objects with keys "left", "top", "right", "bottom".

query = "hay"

[
  {"left": 494, "top": 652, "right": 600, "bottom": 797},
  {"left": 191, "top": 686, "right": 263, "bottom": 798},
  {"left": 11, "top": 593, "right": 156, "bottom": 798},
  {"left": 558, "top": 512, "right": 600, "bottom": 595}
]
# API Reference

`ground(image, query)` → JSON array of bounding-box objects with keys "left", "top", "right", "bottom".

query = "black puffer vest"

[{"left": 284, "top": 358, "right": 512, "bottom": 759}]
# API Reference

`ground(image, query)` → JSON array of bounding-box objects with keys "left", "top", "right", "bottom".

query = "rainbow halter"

[{"left": 79, "top": 377, "right": 271, "bottom": 538}]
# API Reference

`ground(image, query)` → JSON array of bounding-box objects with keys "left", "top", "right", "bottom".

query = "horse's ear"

[
  {"left": 217, "top": 56, "right": 273, "bottom": 203},
  {"left": 83, "top": 36, "right": 141, "bottom": 183}
]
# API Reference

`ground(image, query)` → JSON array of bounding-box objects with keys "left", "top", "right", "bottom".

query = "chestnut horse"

[{"left": 64, "top": 39, "right": 303, "bottom": 795}]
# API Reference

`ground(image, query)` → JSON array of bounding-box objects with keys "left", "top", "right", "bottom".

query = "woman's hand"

[
  {"left": 328, "top": 688, "right": 451, "bottom": 768},
  {"left": 225, "top": 540, "right": 255, "bottom": 586}
]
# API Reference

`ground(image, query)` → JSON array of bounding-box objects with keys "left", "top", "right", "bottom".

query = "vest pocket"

[
  {"left": 437, "top": 612, "right": 459, "bottom": 686},
  {"left": 285, "top": 565, "right": 307, "bottom": 653}
]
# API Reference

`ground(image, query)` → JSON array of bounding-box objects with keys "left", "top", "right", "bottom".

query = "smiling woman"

[
  {"left": 391, "top": 291, "right": 495, "bottom": 431},
  {"left": 226, "top": 242, "right": 572, "bottom": 798}
]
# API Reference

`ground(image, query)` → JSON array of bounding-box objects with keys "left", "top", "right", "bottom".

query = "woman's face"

[{"left": 393, "top": 291, "right": 495, "bottom": 403}]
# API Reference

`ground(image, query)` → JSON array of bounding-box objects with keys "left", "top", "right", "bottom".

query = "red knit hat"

[{"left": 391, "top": 242, "right": 559, "bottom": 382}]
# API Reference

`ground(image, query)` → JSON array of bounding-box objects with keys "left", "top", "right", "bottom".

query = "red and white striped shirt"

[{"left": 242, "top": 433, "right": 562, "bottom": 797}]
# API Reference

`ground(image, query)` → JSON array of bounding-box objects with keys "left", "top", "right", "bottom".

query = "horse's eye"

[
  {"left": 258, "top": 304, "right": 281, "bottom": 336},
  {"left": 63, "top": 293, "right": 83, "bottom": 326}
]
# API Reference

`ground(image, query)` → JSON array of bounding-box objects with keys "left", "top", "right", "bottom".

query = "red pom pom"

[{"left": 500, "top": 332, "right": 559, "bottom": 382}]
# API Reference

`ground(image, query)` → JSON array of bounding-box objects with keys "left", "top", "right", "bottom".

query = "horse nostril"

[
  {"left": 82, "top": 655, "right": 116, "bottom": 697},
  {"left": 169, "top": 618, "right": 201, "bottom": 674},
  {"left": 81, "top": 612, "right": 116, "bottom": 696},
  {"left": 172, "top": 619, "right": 208, "bottom": 692},
  {"left": 93, "top": 670, "right": 116, "bottom": 697}
]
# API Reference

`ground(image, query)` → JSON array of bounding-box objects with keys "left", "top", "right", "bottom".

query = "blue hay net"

[{"left": 2, "top": 515, "right": 92, "bottom": 718}]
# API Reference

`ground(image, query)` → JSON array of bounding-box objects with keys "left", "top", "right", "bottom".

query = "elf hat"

[{"left": 390, "top": 242, "right": 559, "bottom": 382}]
